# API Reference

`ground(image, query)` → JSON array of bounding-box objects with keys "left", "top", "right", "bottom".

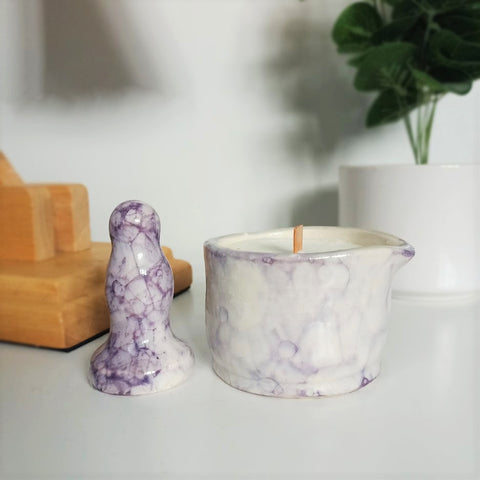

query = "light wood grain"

[
  {"left": 0, "top": 151, "right": 23, "bottom": 186},
  {"left": 41, "top": 183, "right": 91, "bottom": 252},
  {"left": 293, "top": 224, "right": 303, "bottom": 254},
  {"left": 1, "top": 155, "right": 92, "bottom": 255},
  {"left": 0, "top": 186, "right": 56, "bottom": 261},
  {"left": 0, "top": 243, "right": 109, "bottom": 348}
]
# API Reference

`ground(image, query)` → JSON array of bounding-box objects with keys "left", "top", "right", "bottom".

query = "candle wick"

[{"left": 293, "top": 225, "right": 303, "bottom": 253}]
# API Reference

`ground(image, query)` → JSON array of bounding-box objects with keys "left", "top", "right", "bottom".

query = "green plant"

[{"left": 332, "top": 0, "right": 480, "bottom": 164}]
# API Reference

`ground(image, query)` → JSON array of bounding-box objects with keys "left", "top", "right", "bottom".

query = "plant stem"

[
  {"left": 421, "top": 97, "right": 438, "bottom": 164},
  {"left": 405, "top": 3, "right": 438, "bottom": 164},
  {"left": 404, "top": 113, "right": 418, "bottom": 163},
  {"left": 405, "top": 96, "right": 438, "bottom": 165},
  {"left": 416, "top": 104, "right": 423, "bottom": 163}
]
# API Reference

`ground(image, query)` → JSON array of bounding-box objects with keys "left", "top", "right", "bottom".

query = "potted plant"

[{"left": 332, "top": 0, "right": 480, "bottom": 298}]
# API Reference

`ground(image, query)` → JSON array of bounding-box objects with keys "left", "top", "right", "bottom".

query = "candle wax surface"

[{"left": 225, "top": 236, "right": 361, "bottom": 254}]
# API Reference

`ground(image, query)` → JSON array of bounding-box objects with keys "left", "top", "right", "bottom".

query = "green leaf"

[
  {"left": 354, "top": 42, "right": 417, "bottom": 91},
  {"left": 366, "top": 89, "right": 419, "bottom": 127},
  {"left": 428, "top": 0, "right": 471, "bottom": 10},
  {"left": 411, "top": 67, "right": 472, "bottom": 94},
  {"left": 371, "top": 15, "right": 420, "bottom": 43},
  {"left": 429, "top": 29, "right": 480, "bottom": 78},
  {"left": 348, "top": 52, "right": 369, "bottom": 67},
  {"left": 459, "top": 2, "right": 480, "bottom": 12},
  {"left": 437, "top": 15, "right": 480, "bottom": 43},
  {"left": 392, "top": 0, "right": 472, "bottom": 19},
  {"left": 332, "top": 2, "right": 383, "bottom": 53},
  {"left": 392, "top": 1, "right": 422, "bottom": 20}
]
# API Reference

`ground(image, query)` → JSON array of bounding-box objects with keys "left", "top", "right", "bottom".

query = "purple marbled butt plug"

[{"left": 89, "top": 200, "right": 194, "bottom": 395}]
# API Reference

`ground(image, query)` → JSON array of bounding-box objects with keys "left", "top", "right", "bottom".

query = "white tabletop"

[{"left": 1, "top": 282, "right": 479, "bottom": 480}]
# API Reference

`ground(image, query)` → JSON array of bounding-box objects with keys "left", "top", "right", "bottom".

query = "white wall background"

[{"left": 1, "top": 0, "right": 479, "bottom": 274}]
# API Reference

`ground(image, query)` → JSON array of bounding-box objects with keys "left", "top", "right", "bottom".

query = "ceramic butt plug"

[{"left": 89, "top": 200, "right": 194, "bottom": 395}]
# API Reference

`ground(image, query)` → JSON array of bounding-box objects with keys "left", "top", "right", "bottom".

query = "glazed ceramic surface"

[
  {"left": 89, "top": 200, "right": 194, "bottom": 395},
  {"left": 204, "top": 227, "right": 414, "bottom": 398},
  {"left": 339, "top": 164, "right": 480, "bottom": 298}
]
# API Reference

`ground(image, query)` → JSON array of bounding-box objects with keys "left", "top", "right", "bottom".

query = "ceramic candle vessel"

[
  {"left": 204, "top": 227, "right": 414, "bottom": 398},
  {"left": 89, "top": 200, "right": 194, "bottom": 395}
]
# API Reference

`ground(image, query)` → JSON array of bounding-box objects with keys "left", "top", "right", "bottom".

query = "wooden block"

[
  {"left": 0, "top": 302, "right": 67, "bottom": 348},
  {"left": 41, "top": 184, "right": 91, "bottom": 252},
  {"left": 0, "top": 155, "right": 90, "bottom": 253},
  {"left": 0, "top": 186, "right": 55, "bottom": 261},
  {"left": 0, "top": 243, "right": 192, "bottom": 349},
  {"left": 0, "top": 243, "right": 110, "bottom": 349},
  {"left": 0, "top": 292, "right": 108, "bottom": 350},
  {"left": 0, "top": 151, "right": 24, "bottom": 186},
  {"left": 0, "top": 243, "right": 111, "bottom": 306}
]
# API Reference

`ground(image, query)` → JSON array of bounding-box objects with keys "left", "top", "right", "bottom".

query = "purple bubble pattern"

[{"left": 90, "top": 201, "right": 194, "bottom": 395}]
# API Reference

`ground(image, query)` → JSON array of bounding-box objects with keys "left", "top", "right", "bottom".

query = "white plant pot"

[{"left": 339, "top": 164, "right": 480, "bottom": 299}]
